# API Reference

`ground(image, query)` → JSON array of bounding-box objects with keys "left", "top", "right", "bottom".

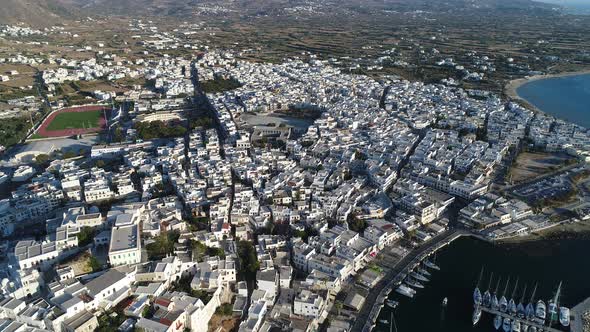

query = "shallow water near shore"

[
  {"left": 516, "top": 74, "right": 590, "bottom": 128},
  {"left": 375, "top": 236, "right": 590, "bottom": 332}
]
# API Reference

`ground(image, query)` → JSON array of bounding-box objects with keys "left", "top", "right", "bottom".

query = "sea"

[
  {"left": 516, "top": 73, "right": 590, "bottom": 128},
  {"left": 375, "top": 236, "right": 590, "bottom": 332}
]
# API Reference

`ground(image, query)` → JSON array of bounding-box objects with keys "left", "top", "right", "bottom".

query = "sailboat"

[
  {"left": 410, "top": 271, "right": 429, "bottom": 282},
  {"left": 548, "top": 281, "right": 562, "bottom": 325},
  {"left": 526, "top": 283, "right": 538, "bottom": 320},
  {"left": 512, "top": 320, "right": 521, "bottom": 332},
  {"left": 503, "top": 317, "right": 512, "bottom": 332},
  {"left": 536, "top": 299, "right": 547, "bottom": 321},
  {"left": 472, "top": 305, "right": 482, "bottom": 326},
  {"left": 494, "top": 314, "right": 502, "bottom": 330},
  {"left": 424, "top": 255, "right": 440, "bottom": 270},
  {"left": 560, "top": 306, "right": 570, "bottom": 327},
  {"left": 492, "top": 277, "right": 502, "bottom": 310},
  {"left": 500, "top": 277, "right": 511, "bottom": 312},
  {"left": 473, "top": 267, "right": 484, "bottom": 306},
  {"left": 508, "top": 277, "right": 520, "bottom": 315},
  {"left": 517, "top": 284, "right": 528, "bottom": 318},
  {"left": 483, "top": 272, "right": 493, "bottom": 307}
]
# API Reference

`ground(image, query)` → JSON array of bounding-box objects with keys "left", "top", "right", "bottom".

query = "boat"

[
  {"left": 442, "top": 297, "right": 448, "bottom": 306},
  {"left": 396, "top": 285, "right": 415, "bottom": 298},
  {"left": 536, "top": 300, "right": 546, "bottom": 321},
  {"left": 474, "top": 288, "right": 482, "bottom": 305},
  {"left": 379, "top": 319, "right": 389, "bottom": 324},
  {"left": 549, "top": 281, "right": 562, "bottom": 324},
  {"left": 492, "top": 277, "right": 502, "bottom": 310},
  {"left": 503, "top": 317, "right": 512, "bottom": 332},
  {"left": 500, "top": 277, "right": 511, "bottom": 312},
  {"left": 483, "top": 272, "right": 494, "bottom": 307},
  {"left": 472, "top": 306, "right": 482, "bottom": 326},
  {"left": 418, "top": 267, "right": 431, "bottom": 276},
  {"left": 560, "top": 306, "right": 570, "bottom": 327},
  {"left": 526, "top": 284, "right": 538, "bottom": 320},
  {"left": 517, "top": 284, "right": 528, "bottom": 318},
  {"left": 512, "top": 320, "right": 521, "bottom": 332},
  {"left": 494, "top": 315, "right": 502, "bottom": 330},
  {"left": 509, "top": 278, "right": 520, "bottom": 315},
  {"left": 548, "top": 300, "right": 558, "bottom": 323},
  {"left": 387, "top": 300, "right": 399, "bottom": 309},
  {"left": 0, "top": 171, "right": 9, "bottom": 184},
  {"left": 410, "top": 271, "right": 429, "bottom": 282},
  {"left": 405, "top": 277, "right": 424, "bottom": 289},
  {"left": 423, "top": 259, "right": 440, "bottom": 270}
]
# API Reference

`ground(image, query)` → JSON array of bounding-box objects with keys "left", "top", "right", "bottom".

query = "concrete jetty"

[{"left": 479, "top": 307, "right": 563, "bottom": 332}]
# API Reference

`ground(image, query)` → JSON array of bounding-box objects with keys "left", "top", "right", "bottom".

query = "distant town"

[{"left": 0, "top": 6, "right": 590, "bottom": 332}]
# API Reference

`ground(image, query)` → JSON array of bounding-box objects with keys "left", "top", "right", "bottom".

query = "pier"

[
  {"left": 352, "top": 228, "right": 474, "bottom": 332},
  {"left": 479, "top": 307, "right": 564, "bottom": 332},
  {"left": 570, "top": 296, "right": 590, "bottom": 332}
]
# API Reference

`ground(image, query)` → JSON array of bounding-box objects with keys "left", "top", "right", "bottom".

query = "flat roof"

[{"left": 110, "top": 224, "right": 139, "bottom": 252}]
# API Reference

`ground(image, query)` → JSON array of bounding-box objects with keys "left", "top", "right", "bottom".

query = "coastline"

[
  {"left": 504, "top": 69, "right": 590, "bottom": 113},
  {"left": 498, "top": 218, "right": 590, "bottom": 244}
]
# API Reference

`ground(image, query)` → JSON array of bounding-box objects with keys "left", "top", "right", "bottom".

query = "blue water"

[{"left": 517, "top": 74, "right": 590, "bottom": 128}]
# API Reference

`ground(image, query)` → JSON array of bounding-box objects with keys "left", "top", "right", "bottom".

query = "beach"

[{"left": 505, "top": 69, "right": 590, "bottom": 113}]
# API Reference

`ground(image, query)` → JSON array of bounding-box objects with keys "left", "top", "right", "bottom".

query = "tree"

[
  {"left": 87, "top": 256, "right": 101, "bottom": 272},
  {"left": 78, "top": 227, "right": 96, "bottom": 246},
  {"left": 142, "top": 305, "right": 154, "bottom": 318},
  {"left": 146, "top": 231, "right": 180, "bottom": 260},
  {"left": 237, "top": 240, "right": 259, "bottom": 282},
  {"left": 35, "top": 154, "right": 49, "bottom": 165},
  {"left": 215, "top": 303, "right": 233, "bottom": 316}
]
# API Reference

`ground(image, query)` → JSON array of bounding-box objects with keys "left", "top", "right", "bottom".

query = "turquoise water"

[
  {"left": 376, "top": 237, "right": 590, "bottom": 332},
  {"left": 516, "top": 74, "right": 590, "bottom": 128}
]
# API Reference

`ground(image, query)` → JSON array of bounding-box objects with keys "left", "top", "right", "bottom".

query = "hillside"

[
  {"left": 0, "top": 0, "right": 79, "bottom": 26},
  {"left": 0, "top": 0, "right": 561, "bottom": 27}
]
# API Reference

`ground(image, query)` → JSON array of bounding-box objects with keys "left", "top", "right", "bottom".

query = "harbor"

[
  {"left": 472, "top": 273, "right": 571, "bottom": 332},
  {"left": 355, "top": 229, "right": 473, "bottom": 332},
  {"left": 369, "top": 236, "right": 590, "bottom": 332}
]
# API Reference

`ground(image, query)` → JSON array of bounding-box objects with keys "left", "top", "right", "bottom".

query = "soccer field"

[{"left": 45, "top": 110, "right": 104, "bottom": 131}]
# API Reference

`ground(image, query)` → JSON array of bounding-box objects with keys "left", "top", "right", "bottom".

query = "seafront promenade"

[{"left": 351, "top": 228, "right": 473, "bottom": 332}]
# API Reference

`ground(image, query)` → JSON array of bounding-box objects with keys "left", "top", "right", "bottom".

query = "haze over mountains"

[{"left": 0, "top": 0, "right": 561, "bottom": 26}]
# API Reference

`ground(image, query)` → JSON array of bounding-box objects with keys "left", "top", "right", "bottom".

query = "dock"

[
  {"left": 570, "top": 296, "right": 590, "bottom": 332},
  {"left": 479, "top": 307, "right": 564, "bottom": 332}
]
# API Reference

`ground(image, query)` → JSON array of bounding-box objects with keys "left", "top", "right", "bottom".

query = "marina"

[
  {"left": 370, "top": 236, "right": 590, "bottom": 332},
  {"left": 473, "top": 271, "right": 570, "bottom": 331}
]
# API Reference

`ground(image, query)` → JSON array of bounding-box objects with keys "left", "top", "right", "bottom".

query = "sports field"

[
  {"left": 35, "top": 105, "right": 109, "bottom": 138},
  {"left": 45, "top": 110, "right": 103, "bottom": 131}
]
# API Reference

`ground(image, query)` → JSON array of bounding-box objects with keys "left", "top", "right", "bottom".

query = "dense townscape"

[{"left": 1, "top": 5, "right": 590, "bottom": 331}]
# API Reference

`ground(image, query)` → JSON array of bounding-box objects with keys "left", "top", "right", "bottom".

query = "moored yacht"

[
  {"left": 423, "top": 259, "right": 440, "bottom": 270},
  {"left": 411, "top": 271, "right": 429, "bottom": 282},
  {"left": 560, "top": 306, "right": 570, "bottom": 327},
  {"left": 474, "top": 287, "right": 482, "bottom": 306},
  {"left": 405, "top": 277, "right": 424, "bottom": 289},
  {"left": 536, "top": 300, "right": 546, "bottom": 321},
  {"left": 472, "top": 306, "right": 482, "bottom": 326},
  {"left": 512, "top": 320, "right": 521, "bottom": 332},
  {"left": 494, "top": 315, "right": 502, "bottom": 330},
  {"left": 503, "top": 317, "right": 512, "bottom": 332},
  {"left": 396, "top": 284, "right": 415, "bottom": 298}
]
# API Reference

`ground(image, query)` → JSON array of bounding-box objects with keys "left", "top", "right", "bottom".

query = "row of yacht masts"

[{"left": 473, "top": 272, "right": 571, "bottom": 331}]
